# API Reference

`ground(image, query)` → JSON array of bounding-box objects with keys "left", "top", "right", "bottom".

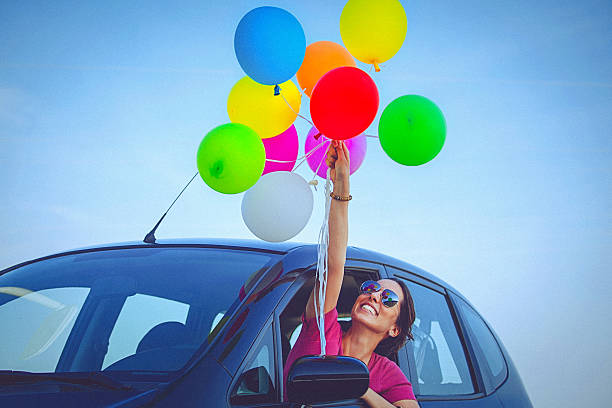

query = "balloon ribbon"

[{"left": 314, "top": 168, "right": 332, "bottom": 355}]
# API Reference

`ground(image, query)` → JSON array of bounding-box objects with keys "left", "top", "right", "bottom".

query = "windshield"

[{"left": 0, "top": 247, "right": 278, "bottom": 376}]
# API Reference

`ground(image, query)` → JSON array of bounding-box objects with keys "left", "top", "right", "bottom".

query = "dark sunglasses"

[{"left": 359, "top": 280, "right": 399, "bottom": 308}]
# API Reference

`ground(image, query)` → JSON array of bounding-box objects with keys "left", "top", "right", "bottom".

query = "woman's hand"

[
  {"left": 361, "top": 388, "right": 420, "bottom": 408},
  {"left": 325, "top": 140, "right": 350, "bottom": 189}
]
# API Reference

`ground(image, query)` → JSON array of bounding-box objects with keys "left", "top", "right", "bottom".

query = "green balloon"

[
  {"left": 378, "top": 95, "right": 446, "bottom": 166},
  {"left": 197, "top": 123, "right": 265, "bottom": 194}
]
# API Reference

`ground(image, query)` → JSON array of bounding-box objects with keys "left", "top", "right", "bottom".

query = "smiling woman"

[{"left": 282, "top": 141, "right": 420, "bottom": 408}]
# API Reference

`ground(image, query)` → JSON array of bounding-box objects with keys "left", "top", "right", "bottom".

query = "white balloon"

[{"left": 241, "top": 171, "right": 313, "bottom": 242}]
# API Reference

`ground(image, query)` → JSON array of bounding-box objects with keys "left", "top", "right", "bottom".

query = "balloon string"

[
  {"left": 268, "top": 137, "right": 373, "bottom": 167},
  {"left": 265, "top": 139, "right": 328, "bottom": 166},
  {"left": 292, "top": 139, "right": 329, "bottom": 172},
  {"left": 279, "top": 90, "right": 315, "bottom": 127},
  {"left": 304, "top": 139, "right": 329, "bottom": 158},
  {"left": 315, "top": 168, "right": 332, "bottom": 356},
  {"left": 265, "top": 158, "right": 295, "bottom": 163},
  {"left": 311, "top": 141, "right": 331, "bottom": 183}
]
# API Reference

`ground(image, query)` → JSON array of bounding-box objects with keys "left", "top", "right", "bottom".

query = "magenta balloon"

[
  {"left": 262, "top": 125, "right": 299, "bottom": 175},
  {"left": 305, "top": 126, "right": 367, "bottom": 178}
]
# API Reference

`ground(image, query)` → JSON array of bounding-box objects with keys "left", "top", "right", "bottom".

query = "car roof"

[
  {"left": 3, "top": 238, "right": 465, "bottom": 301},
  {"left": 69, "top": 238, "right": 309, "bottom": 253}
]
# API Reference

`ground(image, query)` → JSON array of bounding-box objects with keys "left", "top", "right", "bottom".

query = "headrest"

[{"left": 137, "top": 321, "right": 195, "bottom": 353}]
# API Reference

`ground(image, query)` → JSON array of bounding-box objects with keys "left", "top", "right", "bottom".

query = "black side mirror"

[{"left": 286, "top": 355, "right": 369, "bottom": 404}]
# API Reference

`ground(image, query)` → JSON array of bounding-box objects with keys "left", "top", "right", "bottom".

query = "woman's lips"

[{"left": 361, "top": 303, "right": 378, "bottom": 316}]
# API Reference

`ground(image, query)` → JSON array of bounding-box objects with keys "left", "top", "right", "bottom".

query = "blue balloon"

[{"left": 234, "top": 7, "right": 306, "bottom": 86}]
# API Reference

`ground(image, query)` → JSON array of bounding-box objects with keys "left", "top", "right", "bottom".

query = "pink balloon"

[
  {"left": 262, "top": 125, "right": 299, "bottom": 175},
  {"left": 305, "top": 126, "right": 367, "bottom": 178}
]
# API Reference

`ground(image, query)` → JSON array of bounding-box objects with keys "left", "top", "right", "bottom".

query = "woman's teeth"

[{"left": 362, "top": 304, "right": 376, "bottom": 315}]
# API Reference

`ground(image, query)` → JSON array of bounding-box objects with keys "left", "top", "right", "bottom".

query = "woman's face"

[{"left": 351, "top": 279, "right": 404, "bottom": 338}]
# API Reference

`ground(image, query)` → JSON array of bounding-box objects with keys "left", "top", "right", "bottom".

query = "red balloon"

[{"left": 310, "top": 66, "right": 379, "bottom": 140}]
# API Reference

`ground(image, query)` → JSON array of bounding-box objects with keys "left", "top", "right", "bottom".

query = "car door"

[{"left": 387, "top": 266, "right": 503, "bottom": 408}]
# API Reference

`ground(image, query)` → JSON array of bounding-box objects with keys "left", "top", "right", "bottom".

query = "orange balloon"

[{"left": 296, "top": 41, "right": 356, "bottom": 97}]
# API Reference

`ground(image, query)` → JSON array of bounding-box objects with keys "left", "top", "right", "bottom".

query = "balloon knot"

[
  {"left": 308, "top": 180, "right": 318, "bottom": 186},
  {"left": 314, "top": 132, "right": 322, "bottom": 140},
  {"left": 373, "top": 62, "right": 381, "bottom": 72},
  {"left": 274, "top": 85, "right": 281, "bottom": 96}
]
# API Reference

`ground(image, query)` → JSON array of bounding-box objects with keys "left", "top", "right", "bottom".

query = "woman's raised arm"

[{"left": 305, "top": 141, "right": 350, "bottom": 320}]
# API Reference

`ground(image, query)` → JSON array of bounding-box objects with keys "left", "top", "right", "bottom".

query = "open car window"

[{"left": 279, "top": 268, "right": 380, "bottom": 371}]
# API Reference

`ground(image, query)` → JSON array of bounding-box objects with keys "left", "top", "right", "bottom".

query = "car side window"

[
  {"left": 394, "top": 275, "right": 475, "bottom": 396},
  {"left": 230, "top": 320, "right": 277, "bottom": 405},
  {"left": 453, "top": 294, "right": 507, "bottom": 392}
]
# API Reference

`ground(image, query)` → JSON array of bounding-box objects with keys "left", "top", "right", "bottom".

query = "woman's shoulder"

[
  {"left": 368, "top": 352, "right": 414, "bottom": 400},
  {"left": 370, "top": 352, "right": 404, "bottom": 376},
  {"left": 370, "top": 352, "right": 397, "bottom": 366},
  {"left": 300, "top": 307, "right": 342, "bottom": 342},
  {"left": 302, "top": 307, "right": 339, "bottom": 327}
]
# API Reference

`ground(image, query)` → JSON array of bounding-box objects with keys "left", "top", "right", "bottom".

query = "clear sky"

[{"left": 1, "top": 0, "right": 611, "bottom": 406}]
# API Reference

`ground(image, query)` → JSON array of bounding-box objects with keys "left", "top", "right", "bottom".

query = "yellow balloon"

[
  {"left": 340, "top": 0, "right": 407, "bottom": 71},
  {"left": 227, "top": 76, "right": 301, "bottom": 139}
]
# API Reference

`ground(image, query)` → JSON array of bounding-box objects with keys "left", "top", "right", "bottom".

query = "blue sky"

[{"left": 1, "top": 1, "right": 611, "bottom": 406}]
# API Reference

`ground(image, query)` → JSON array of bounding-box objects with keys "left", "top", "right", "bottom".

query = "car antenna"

[{"left": 144, "top": 171, "right": 199, "bottom": 244}]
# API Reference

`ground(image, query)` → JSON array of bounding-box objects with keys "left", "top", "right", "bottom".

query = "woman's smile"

[{"left": 361, "top": 303, "right": 378, "bottom": 316}]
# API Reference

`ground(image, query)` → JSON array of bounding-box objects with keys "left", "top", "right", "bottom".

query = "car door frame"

[
  {"left": 385, "top": 265, "right": 499, "bottom": 405},
  {"left": 271, "top": 258, "right": 391, "bottom": 407}
]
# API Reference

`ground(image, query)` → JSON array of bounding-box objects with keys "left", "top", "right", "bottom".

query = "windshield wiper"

[{"left": 0, "top": 370, "right": 132, "bottom": 391}]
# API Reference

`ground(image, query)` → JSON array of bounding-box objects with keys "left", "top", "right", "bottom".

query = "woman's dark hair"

[{"left": 374, "top": 278, "right": 416, "bottom": 357}]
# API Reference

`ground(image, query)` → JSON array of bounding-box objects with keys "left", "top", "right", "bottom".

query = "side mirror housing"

[{"left": 286, "top": 355, "right": 369, "bottom": 404}]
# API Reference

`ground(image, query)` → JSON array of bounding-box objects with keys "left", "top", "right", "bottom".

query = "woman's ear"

[{"left": 389, "top": 325, "right": 400, "bottom": 338}]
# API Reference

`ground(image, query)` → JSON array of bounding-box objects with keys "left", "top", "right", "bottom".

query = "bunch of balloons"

[{"left": 196, "top": 0, "right": 447, "bottom": 242}]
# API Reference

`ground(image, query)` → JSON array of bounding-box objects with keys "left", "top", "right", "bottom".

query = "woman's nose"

[{"left": 369, "top": 291, "right": 381, "bottom": 303}]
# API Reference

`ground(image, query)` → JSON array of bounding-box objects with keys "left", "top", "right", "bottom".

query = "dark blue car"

[{"left": 0, "top": 239, "right": 532, "bottom": 407}]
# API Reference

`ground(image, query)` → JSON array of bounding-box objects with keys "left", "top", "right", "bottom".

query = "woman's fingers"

[
  {"left": 336, "top": 142, "right": 346, "bottom": 161},
  {"left": 341, "top": 141, "right": 350, "bottom": 162},
  {"left": 335, "top": 141, "right": 350, "bottom": 165},
  {"left": 326, "top": 142, "right": 338, "bottom": 168},
  {"left": 325, "top": 140, "right": 350, "bottom": 172}
]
